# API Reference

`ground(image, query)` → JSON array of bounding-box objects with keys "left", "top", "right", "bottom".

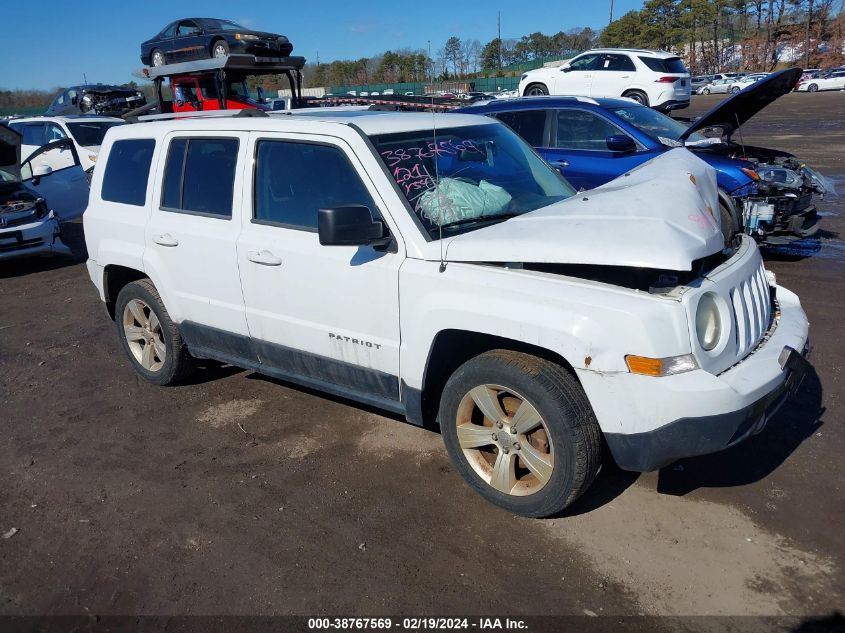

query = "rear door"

[
  {"left": 545, "top": 108, "right": 652, "bottom": 190},
  {"left": 236, "top": 132, "right": 403, "bottom": 404},
  {"left": 143, "top": 132, "right": 252, "bottom": 353},
  {"left": 589, "top": 53, "right": 637, "bottom": 98}
]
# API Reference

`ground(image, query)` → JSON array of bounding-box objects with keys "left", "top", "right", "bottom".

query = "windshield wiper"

[{"left": 435, "top": 213, "right": 519, "bottom": 233}]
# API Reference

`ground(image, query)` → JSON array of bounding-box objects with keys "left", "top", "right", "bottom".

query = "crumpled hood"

[
  {"left": 443, "top": 148, "right": 723, "bottom": 272},
  {"left": 680, "top": 68, "right": 802, "bottom": 141}
]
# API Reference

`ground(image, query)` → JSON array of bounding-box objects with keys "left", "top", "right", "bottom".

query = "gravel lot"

[{"left": 1, "top": 92, "right": 843, "bottom": 630}]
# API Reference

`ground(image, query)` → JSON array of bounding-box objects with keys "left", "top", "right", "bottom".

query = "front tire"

[
  {"left": 730, "top": 86, "right": 740, "bottom": 94},
  {"left": 703, "top": 87, "right": 711, "bottom": 95},
  {"left": 523, "top": 83, "right": 548, "bottom": 96},
  {"left": 115, "top": 279, "right": 195, "bottom": 386},
  {"left": 212, "top": 40, "right": 230, "bottom": 59},
  {"left": 439, "top": 350, "right": 601, "bottom": 517},
  {"left": 719, "top": 197, "right": 740, "bottom": 246}
]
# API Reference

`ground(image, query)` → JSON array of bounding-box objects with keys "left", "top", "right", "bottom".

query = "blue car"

[{"left": 455, "top": 69, "right": 826, "bottom": 245}]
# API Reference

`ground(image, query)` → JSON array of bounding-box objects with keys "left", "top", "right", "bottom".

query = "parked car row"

[{"left": 794, "top": 68, "right": 845, "bottom": 92}]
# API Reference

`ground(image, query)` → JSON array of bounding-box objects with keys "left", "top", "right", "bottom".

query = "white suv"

[
  {"left": 519, "top": 48, "right": 691, "bottom": 111},
  {"left": 83, "top": 110, "right": 809, "bottom": 517}
]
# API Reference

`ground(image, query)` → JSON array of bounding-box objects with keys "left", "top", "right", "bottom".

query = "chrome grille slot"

[{"left": 730, "top": 261, "right": 772, "bottom": 358}]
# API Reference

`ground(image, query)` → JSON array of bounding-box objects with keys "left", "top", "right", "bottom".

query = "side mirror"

[
  {"left": 560, "top": 64, "right": 572, "bottom": 73},
  {"left": 606, "top": 134, "right": 636, "bottom": 153},
  {"left": 33, "top": 163, "right": 53, "bottom": 178},
  {"left": 318, "top": 206, "right": 391, "bottom": 248}
]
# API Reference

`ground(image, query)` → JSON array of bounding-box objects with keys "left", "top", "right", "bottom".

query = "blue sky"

[{"left": 0, "top": 0, "right": 644, "bottom": 90}]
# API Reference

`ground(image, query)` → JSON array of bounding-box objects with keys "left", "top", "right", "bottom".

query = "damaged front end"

[
  {"left": 78, "top": 86, "right": 146, "bottom": 117},
  {"left": 733, "top": 146, "right": 831, "bottom": 245},
  {"left": 0, "top": 189, "right": 71, "bottom": 260}
]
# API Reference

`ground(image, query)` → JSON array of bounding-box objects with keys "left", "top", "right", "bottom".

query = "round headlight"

[{"left": 696, "top": 292, "right": 722, "bottom": 351}]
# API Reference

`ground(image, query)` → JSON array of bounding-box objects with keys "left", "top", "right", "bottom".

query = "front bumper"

[{"left": 578, "top": 284, "right": 810, "bottom": 471}]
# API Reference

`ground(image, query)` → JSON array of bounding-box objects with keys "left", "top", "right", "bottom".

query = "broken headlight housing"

[{"left": 756, "top": 166, "right": 803, "bottom": 190}]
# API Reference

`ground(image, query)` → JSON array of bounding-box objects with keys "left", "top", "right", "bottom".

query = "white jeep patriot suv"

[{"left": 83, "top": 110, "right": 809, "bottom": 517}]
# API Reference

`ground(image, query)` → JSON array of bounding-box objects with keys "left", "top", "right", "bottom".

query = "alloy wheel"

[
  {"left": 455, "top": 384, "right": 554, "bottom": 496},
  {"left": 214, "top": 44, "right": 229, "bottom": 58},
  {"left": 122, "top": 298, "right": 166, "bottom": 372},
  {"left": 152, "top": 51, "right": 165, "bottom": 67}
]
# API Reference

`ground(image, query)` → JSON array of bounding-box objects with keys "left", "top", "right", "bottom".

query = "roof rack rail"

[{"left": 131, "top": 109, "right": 266, "bottom": 123}]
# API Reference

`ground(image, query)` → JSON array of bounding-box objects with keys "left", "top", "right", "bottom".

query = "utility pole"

[
  {"left": 609, "top": 0, "right": 614, "bottom": 24},
  {"left": 83, "top": 72, "right": 88, "bottom": 84},
  {"left": 497, "top": 10, "right": 502, "bottom": 71},
  {"left": 805, "top": 0, "right": 813, "bottom": 69},
  {"left": 428, "top": 39, "right": 432, "bottom": 81}
]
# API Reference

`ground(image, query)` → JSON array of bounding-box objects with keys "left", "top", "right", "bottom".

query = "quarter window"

[
  {"left": 555, "top": 110, "right": 628, "bottom": 150},
  {"left": 253, "top": 140, "right": 376, "bottom": 231},
  {"left": 493, "top": 110, "right": 547, "bottom": 147},
  {"left": 161, "top": 137, "right": 238, "bottom": 218},
  {"left": 101, "top": 139, "right": 156, "bottom": 206}
]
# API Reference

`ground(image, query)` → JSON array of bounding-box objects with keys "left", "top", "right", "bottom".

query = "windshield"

[
  {"left": 370, "top": 124, "right": 575, "bottom": 236},
  {"left": 67, "top": 121, "right": 124, "bottom": 147},
  {"left": 200, "top": 19, "right": 245, "bottom": 31},
  {"left": 611, "top": 106, "right": 706, "bottom": 146}
]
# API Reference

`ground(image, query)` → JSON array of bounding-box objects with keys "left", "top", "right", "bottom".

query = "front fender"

[{"left": 399, "top": 259, "right": 692, "bottom": 391}]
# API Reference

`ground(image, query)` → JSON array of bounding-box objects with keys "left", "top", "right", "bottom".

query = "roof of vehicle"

[
  {"left": 585, "top": 48, "right": 681, "bottom": 58},
  {"left": 8, "top": 114, "right": 125, "bottom": 123},
  {"left": 64, "top": 84, "right": 136, "bottom": 91},
  {"left": 116, "top": 111, "right": 495, "bottom": 138},
  {"left": 457, "top": 95, "right": 639, "bottom": 111}
]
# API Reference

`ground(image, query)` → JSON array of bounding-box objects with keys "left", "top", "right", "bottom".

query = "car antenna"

[
  {"left": 434, "top": 94, "right": 446, "bottom": 273},
  {"left": 735, "top": 112, "right": 747, "bottom": 158}
]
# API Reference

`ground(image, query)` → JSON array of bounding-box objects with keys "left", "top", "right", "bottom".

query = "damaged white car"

[
  {"left": 0, "top": 126, "right": 71, "bottom": 260},
  {"left": 83, "top": 112, "right": 810, "bottom": 517}
]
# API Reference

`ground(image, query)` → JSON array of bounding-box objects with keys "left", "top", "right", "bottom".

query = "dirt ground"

[{"left": 1, "top": 92, "right": 844, "bottom": 630}]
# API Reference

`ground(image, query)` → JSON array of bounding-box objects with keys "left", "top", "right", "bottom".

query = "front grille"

[
  {"left": 0, "top": 236, "right": 43, "bottom": 252},
  {"left": 730, "top": 260, "right": 773, "bottom": 358},
  {"left": 0, "top": 212, "right": 39, "bottom": 228}
]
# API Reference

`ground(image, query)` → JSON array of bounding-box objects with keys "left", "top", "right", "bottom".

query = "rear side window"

[
  {"left": 161, "top": 137, "right": 238, "bottom": 218},
  {"left": 599, "top": 54, "right": 636, "bottom": 72},
  {"left": 253, "top": 140, "right": 376, "bottom": 231},
  {"left": 101, "top": 139, "right": 155, "bottom": 206},
  {"left": 638, "top": 56, "right": 687, "bottom": 74},
  {"left": 494, "top": 110, "right": 547, "bottom": 147}
]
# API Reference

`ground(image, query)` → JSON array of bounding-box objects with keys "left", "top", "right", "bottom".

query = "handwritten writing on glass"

[{"left": 381, "top": 139, "right": 484, "bottom": 217}]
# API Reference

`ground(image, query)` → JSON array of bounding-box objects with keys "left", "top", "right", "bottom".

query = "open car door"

[{"left": 20, "top": 138, "right": 89, "bottom": 220}]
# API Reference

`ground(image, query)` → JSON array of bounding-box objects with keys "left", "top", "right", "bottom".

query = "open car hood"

[
  {"left": 443, "top": 149, "right": 723, "bottom": 272},
  {"left": 680, "top": 68, "right": 802, "bottom": 141},
  {"left": 0, "top": 125, "right": 22, "bottom": 183}
]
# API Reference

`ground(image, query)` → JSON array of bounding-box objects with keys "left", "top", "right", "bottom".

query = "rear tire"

[
  {"left": 730, "top": 86, "right": 740, "bottom": 94},
  {"left": 623, "top": 90, "right": 649, "bottom": 107},
  {"left": 115, "top": 279, "right": 195, "bottom": 386},
  {"left": 702, "top": 87, "right": 711, "bottom": 95},
  {"left": 807, "top": 83, "right": 819, "bottom": 93},
  {"left": 439, "top": 350, "right": 601, "bottom": 517},
  {"left": 523, "top": 83, "right": 548, "bottom": 96},
  {"left": 151, "top": 49, "right": 165, "bottom": 67}
]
